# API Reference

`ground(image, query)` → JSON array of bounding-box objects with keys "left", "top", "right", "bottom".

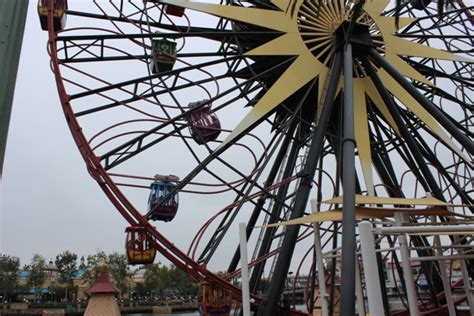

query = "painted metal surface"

[
  {"left": 0, "top": 0, "right": 28, "bottom": 177},
  {"left": 42, "top": 0, "right": 473, "bottom": 314}
]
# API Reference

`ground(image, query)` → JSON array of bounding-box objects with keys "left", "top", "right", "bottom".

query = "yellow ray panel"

[
  {"left": 362, "top": 77, "right": 400, "bottom": 135},
  {"left": 385, "top": 53, "right": 432, "bottom": 86},
  {"left": 387, "top": 35, "right": 474, "bottom": 63},
  {"left": 363, "top": 0, "right": 390, "bottom": 17},
  {"left": 373, "top": 16, "right": 417, "bottom": 34},
  {"left": 219, "top": 53, "right": 322, "bottom": 148},
  {"left": 353, "top": 79, "right": 375, "bottom": 196},
  {"left": 261, "top": 206, "right": 453, "bottom": 227},
  {"left": 271, "top": 0, "right": 290, "bottom": 11},
  {"left": 317, "top": 66, "right": 329, "bottom": 105},
  {"left": 261, "top": 210, "right": 346, "bottom": 226},
  {"left": 245, "top": 33, "right": 306, "bottom": 56},
  {"left": 379, "top": 70, "right": 472, "bottom": 168},
  {"left": 160, "top": 0, "right": 291, "bottom": 32},
  {"left": 323, "top": 194, "right": 451, "bottom": 206}
]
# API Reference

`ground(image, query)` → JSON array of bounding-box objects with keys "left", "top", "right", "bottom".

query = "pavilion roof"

[{"left": 85, "top": 269, "right": 119, "bottom": 295}]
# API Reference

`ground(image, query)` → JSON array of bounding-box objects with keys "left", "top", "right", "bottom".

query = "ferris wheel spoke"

[
  {"left": 66, "top": 8, "right": 199, "bottom": 32},
  {"left": 198, "top": 87, "right": 320, "bottom": 265},
  {"left": 370, "top": 50, "right": 474, "bottom": 157},
  {"left": 57, "top": 30, "right": 282, "bottom": 45},
  {"left": 70, "top": 55, "right": 239, "bottom": 102},
  {"left": 44, "top": 1, "right": 474, "bottom": 313},
  {"left": 406, "top": 120, "right": 474, "bottom": 207},
  {"left": 364, "top": 57, "right": 449, "bottom": 199}
]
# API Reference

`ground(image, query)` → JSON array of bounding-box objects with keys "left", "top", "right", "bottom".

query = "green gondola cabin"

[
  {"left": 38, "top": 0, "right": 67, "bottom": 32},
  {"left": 150, "top": 38, "right": 177, "bottom": 74},
  {"left": 125, "top": 226, "right": 156, "bottom": 265}
]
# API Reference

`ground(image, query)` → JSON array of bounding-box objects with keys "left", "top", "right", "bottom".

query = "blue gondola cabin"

[
  {"left": 150, "top": 38, "right": 177, "bottom": 74},
  {"left": 148, "top": 174, "right": 179, "bottom": 222},
  {"left": 187, "top": 100, "right": 221, "bottom": 145},
  {"left": 38, "top": 0, "right": 67, "bottom": 32},
  {"left": 125, "top": 226, "right": 156, "bottom": 265},
  {"left": 198, "top": 282, "right": 231, "bottom": 316}
]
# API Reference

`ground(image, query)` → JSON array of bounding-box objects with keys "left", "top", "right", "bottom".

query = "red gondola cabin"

[
  {"left": 187, "top": 100, "right": 221, "bottom": 145},
  {"left": 165, "top": 4, "right": 186, "bottom": 17},
  {"left": 125, "top": 226, "right": 156, "bottom": 265},
  {"left": 148, "top": 174, "right": 179, "bottom": 222},
  {"left": 198, "top": 282, "right": 231, "bottom": 316},
  {"left": 38, "top": 0, "right": 67, "bottom": 32}
]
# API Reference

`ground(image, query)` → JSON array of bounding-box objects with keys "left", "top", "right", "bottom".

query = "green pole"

[{"left": 0, "top": 0, "right": 29, "bottom": 178}]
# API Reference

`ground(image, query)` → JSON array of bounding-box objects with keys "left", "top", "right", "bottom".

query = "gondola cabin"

[
  {"left": 149, "top": 38, "right": 177, "bottom": 74},
  {"left": 165, "top": 4, "right": 186, "bottom": 17},
  {"left": 187, "top": 100, "right": 221, "bottom": 145},
  {"left": 38, "top": 0, "right": 67, "bottom": 32},
  {"left": 125, "top": 226, "right": 156, "bottom": 265},
  {"left": 148, "top": 175, "right": 179, "bottom": 222},
  {"left": 410, "top": 0, "right": 431, "bottom": 9},
  {"left": 198, "top": 282, "right": 231, "bottom": 316}
]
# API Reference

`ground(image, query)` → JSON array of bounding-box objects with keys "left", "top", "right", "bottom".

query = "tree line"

[{"left": 0, "top": 251, "right": 196, "bottom": 303}]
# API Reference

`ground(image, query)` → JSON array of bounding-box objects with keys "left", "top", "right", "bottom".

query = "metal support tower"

[{"left": 0, "top": 0, "right": 29, "bottom": 178}]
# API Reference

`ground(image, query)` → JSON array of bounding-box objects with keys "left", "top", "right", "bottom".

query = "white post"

[
  {"left": 312, "top": 200, "right": 329, "bottom": 316},
  {"left": 395, "top": 213, "right": 419, "bottom": 316},
  {"left": 355, "top": 259, "right": 366, "bottom": 316},
  {"left": 433, "top": 232, "right": 456, "bottom": 315},
  {"left": 313, "top": 220, "right": 329, "bottom": 316},
  {"left": 358, "top": 221, "right": 384, "bottom": 315},
  {"left": 460, "top": 259, "right": 474, "bottom": 316},
  {"left": 239, "top": 222, "right": 251, "bottom": 316}
]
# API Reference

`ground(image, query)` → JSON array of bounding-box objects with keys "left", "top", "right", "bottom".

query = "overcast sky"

[
  {"left": 2, "top": 0, "right": 469, "bottom": 275},
  {"left": 1, "top": 2, "right": 130, "bottom": 266},
  {"left": 0, "top": 1, "right": 284, "bottom": 271}
]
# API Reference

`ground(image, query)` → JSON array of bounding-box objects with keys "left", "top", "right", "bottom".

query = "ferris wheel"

[{"left": 40, "top": 0, "right": 473, "bottom": 315}]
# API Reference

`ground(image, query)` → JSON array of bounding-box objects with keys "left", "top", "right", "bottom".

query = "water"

[
  {"left": 123, "top": 304, "right": 307, "bottom": 315},
  {"left": 123, "top": 313, "right": 198, "bottom": 316}
]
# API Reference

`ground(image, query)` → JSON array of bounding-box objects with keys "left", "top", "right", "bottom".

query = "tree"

[
  {"left": 137, "top": 263, "right": 196, "bottom": 298},
  {"left": 107, "top": 252, "right": 129, "bottom": 296},
  {"left": 82, "top": 251, "right": 130, "bottom": 297},
  {"left": 55, "top": 250, "right": 77, "bottom": 302},
  {"left": 169, "top": 265, "right": 196, "bottom": 295},
  {"left": 27, "top": 254, "right": 46, "bottom": 301},
  {"left": 142, "top": 263, "right": 165, "bottom": 296},
  {"left": 82, "top": 251, "right": 107, "bottom": 286},
  {"left": 0, "top": 254, "right": 20, "bottom": 307}
]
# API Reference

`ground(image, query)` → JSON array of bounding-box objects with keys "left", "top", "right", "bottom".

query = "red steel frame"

[{"left": 44, "top": 1, "right": 306, "bottom": 314}]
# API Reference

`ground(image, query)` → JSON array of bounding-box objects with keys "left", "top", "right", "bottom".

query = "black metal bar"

[
  {"left": 227, "top": 118, "right": 298, "bottom": 273},
  {"left": 59, "top": 52, "right": 239, "bottom": 64},
  {"left": 259, "top": 50, "right": 343, "bottom": 316},
  {"left": 66, "top": 9, "right": 222, "bottom": 33},
  {"left": 57, "top": 31, "right": 282, "bottom": 41},
  {"left": 363, "top": 56, "right": 447, "bottom": 199},
  {"left": 71, "top": 55, "right": 238, "bottom": 101},
  {"left": 369, "top": 49, "right": 474, "bottom": 155},
  {"left": 340, "top": 42, "right": 357, "bottom": 316},
  {"left": 397, "top": 34, "right": 473, "bottom": 39},
  {"left": 248, "top": 125, "right": 302, "bottom": 294},
  {"left": 363, "top": 57, "right": 446, "bottom": 301}
]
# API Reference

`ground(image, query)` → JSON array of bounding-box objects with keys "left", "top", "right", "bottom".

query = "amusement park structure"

[{"left": 36, "top": 0, "right": 473, "bottom": 315}]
